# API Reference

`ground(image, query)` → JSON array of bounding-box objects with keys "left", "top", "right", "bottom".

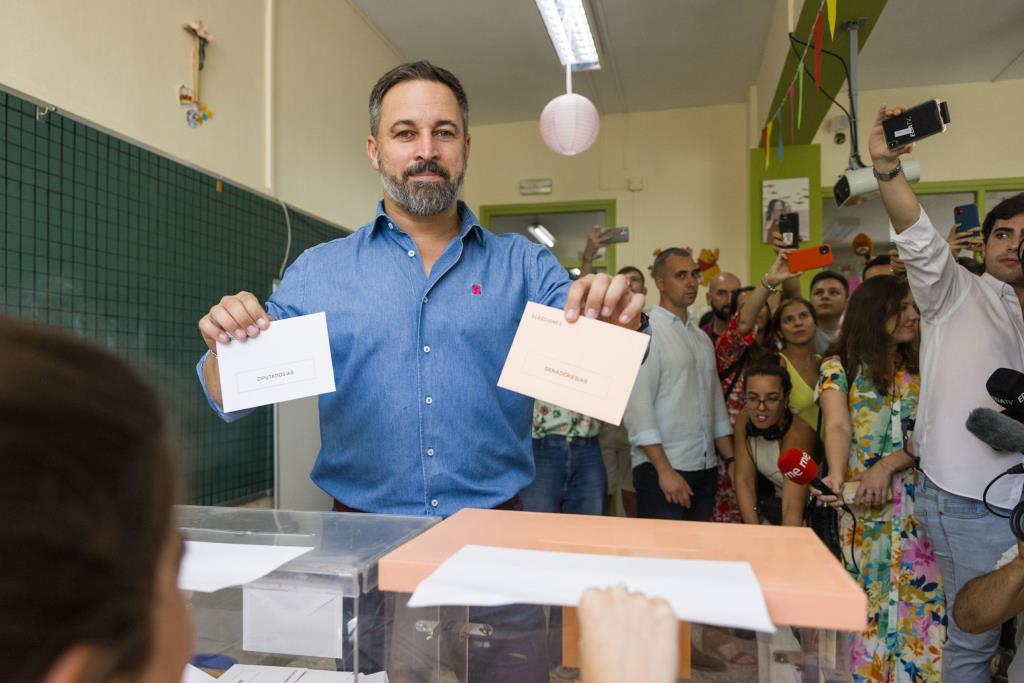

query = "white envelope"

[
  {"left": 243, "top": 585, "right": 345, "bottom": 659},
  {"left": 217, "top": 664, "right": 388, "bottom": 682},
  {"left": 217, "top": 312, "right": 336, "bottom": 413},
  {"left": 497, "top": 302, "right": 650, "bottom": 424}
]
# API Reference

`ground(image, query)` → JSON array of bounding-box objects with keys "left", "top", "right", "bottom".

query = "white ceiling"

[{"left": 348, "top": 0, "right": 1024, "bottom": 127}]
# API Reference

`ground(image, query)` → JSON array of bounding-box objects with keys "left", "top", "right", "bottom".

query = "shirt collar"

[
  {"left": 371, "top": 200, "right": 484, "bottom": 244},
  {"left": 652, "top": 305, "right": 695, "bottom": 327},
  {"left": 981, "top": 271, "right": 1020, "bottom": 302}
]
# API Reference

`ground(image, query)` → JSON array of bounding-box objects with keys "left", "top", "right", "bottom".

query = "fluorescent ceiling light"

[
  {"left": 535, "top": 0, "right": 600, "bottom": 71},
  {"left": 528, "top": 224, "right": 556, "bottom": 248}
]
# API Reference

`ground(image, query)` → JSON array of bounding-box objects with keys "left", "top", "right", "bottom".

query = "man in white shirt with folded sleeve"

[{"left": 870, "top": 103, "right": 1024, "bottom": 681}]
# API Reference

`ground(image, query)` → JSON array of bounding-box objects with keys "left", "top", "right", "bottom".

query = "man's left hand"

[{"left": 565, "top": 273, "right": 646, "bottom": 329}]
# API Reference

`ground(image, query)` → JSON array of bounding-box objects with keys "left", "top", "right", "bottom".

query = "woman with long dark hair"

[
  {"left": 815, "top": 276, "right": 944, "bottom": 682},
  {"left": 0, "top": 317, "right": 191, "bottom": 683}
]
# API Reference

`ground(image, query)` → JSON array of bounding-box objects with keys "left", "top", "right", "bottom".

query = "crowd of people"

[{"left": 3, "top": 60, "right": 1024, "bottom": 683}]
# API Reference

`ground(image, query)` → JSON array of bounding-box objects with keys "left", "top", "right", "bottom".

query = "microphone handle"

[{"left": 812, "top": 477, "right": 853, "bottom": 515}]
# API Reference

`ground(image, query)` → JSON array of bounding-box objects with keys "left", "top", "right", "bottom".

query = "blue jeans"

[
  {"left": 518, "top": 435, "right": 607, "bottom": 516},
  {"left": 916, "top": 473, "right": 1016, "bottom": 682}
]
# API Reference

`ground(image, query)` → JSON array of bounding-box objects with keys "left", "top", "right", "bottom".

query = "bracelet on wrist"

[{"left": 760, "top": 276, "right": 780, "bottom": 293}]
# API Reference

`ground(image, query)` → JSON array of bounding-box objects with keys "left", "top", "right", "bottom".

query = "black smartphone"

[
  {"left": 954, "top": 203, "right": 980, "bottom": 234},
  {"left": 883, "top": 99, "right": 950, "bottom": 149},
  {"left": 602, "top": 227, "right": 630, "bottom": 244},
  {"left": 779, "top": 212, "right": 800, "bottom": 248}
]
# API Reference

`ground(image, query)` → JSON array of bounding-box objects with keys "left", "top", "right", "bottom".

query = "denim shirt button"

[
  {"left": 427, "top": 448, "right": 435, "bottom": 456},
  {"left": 430, "top": 499, "right": 439, "bottom": 508},
  {"left": 425, "top": 396, "right": 433, "bottom": 405}
]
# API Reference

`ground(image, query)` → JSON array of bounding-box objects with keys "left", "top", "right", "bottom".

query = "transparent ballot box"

[
  {"left": 378, "top": 509, "right": 866, "bottom": 683},
  {"left": 178, "top": 505, "right": 437, "bottom": 680}
]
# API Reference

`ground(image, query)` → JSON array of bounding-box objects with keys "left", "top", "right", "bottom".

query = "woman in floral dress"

[{"left": 816, "top": 275, "right": 945, "bottom": 682}]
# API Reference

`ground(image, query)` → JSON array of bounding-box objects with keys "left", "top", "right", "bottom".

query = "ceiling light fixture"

[
  {"left": 527, "top": 223, "right": 556, "bottom": 248},
  {"left": 534, "top": 0, "right": 600, "bottom": 71}
]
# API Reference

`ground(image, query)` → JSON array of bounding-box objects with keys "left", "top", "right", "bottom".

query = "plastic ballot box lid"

[
  {"left": 379, "top": 508, "right": 866, "bottom": 632},
  {"left": 177, "top": 505, "right": 438, "bottom": 597}
]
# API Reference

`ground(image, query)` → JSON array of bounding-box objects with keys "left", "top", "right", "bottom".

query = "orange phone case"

[{"left": 787, "top": 244, "right": 833, "bottom": 273}]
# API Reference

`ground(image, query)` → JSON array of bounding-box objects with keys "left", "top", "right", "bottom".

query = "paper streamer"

[
  {"left": 827, "top": 0, "right": 838, "bottom": 40},
  {"left": 813, "top": 11, "right": 824, "bottom": 89},
  {"left": 797, "top": 60, "right": 804, "bottom": 129},
  {"left": 787, "top": 85, "right": 796, "bottom": 141},
  {"left": 776, "top": 111, "right": 783, "bottom": 161}
]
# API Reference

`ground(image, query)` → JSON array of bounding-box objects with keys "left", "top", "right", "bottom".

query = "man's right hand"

[
  {"left": 867, "top": 103, "right": 915, "bottom": 172},
  {"left": 657, "top": 467, "right": 693, "bottom": 508},
  {"left": 198, "top": 292, "right": 272, "bottom": 354}
]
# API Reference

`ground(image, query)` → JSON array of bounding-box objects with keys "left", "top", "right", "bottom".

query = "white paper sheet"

[
  {"left": 217, "top": 665, "right": 388, "bottom": 683},
  {"left": 181, "top": 663, "right": 217, "bottom": 683},
  {"left": 217, "top": 312, "right": 336, "bottom": 412},
  {"left": 178, "top": 541, "right": 313, "bottom": 593},
  {"left": 243, "top": 586, "right": 345, "bottom": 659},
  {"left": 406, "top": 545, "right": 775, "bottom": 633},
  {"left": 497, "top": 302, "right": 649, "bottom": 424}
]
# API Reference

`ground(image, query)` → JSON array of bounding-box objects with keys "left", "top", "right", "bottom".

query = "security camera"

[{"left": 833, "top": 159, "right": 921, "bottom": 207}]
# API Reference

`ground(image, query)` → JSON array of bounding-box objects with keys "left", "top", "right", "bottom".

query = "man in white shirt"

[
  {"left": 871, "top": 103, "right": 1024, "bottom": 681},
  {"left": 624, "top": 247, "right": 734, "bottom": 522}
]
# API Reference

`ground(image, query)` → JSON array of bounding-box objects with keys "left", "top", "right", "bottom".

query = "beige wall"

[
  {"left": 814, "top": 78, "right": 1024, "bottom": 185},
  {"left": 0, "top": 0, "right": 400, "bottom": 229},
  {"left": 463, "top": 102, "right": 752, "bottom": 301}
]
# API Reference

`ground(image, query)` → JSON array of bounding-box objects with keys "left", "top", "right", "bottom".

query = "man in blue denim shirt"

[{"left": 196, "top": 62, "right": 646, "bottom": 515}]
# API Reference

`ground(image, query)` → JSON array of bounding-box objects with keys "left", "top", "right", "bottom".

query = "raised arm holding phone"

[{"left": 871, "top": 101, "right": 1024, "bottom": 680}]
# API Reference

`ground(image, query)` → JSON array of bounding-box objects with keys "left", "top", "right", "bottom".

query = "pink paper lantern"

[{"left": 539, "top": 93, "right": 599, "bottom": 156}]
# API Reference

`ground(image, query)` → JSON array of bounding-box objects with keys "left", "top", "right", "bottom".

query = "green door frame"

[{"left": 477, "top": 199, "right": 618, "bottom": 274}]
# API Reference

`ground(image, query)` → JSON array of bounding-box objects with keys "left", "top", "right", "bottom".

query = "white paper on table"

[
  {"left": 243, "top": 586, "right": 345, "bottom": 659},
  {"left": 217, "top": 312, "right": 336, "bottom": 412},
  {"left": 497, "top": 302, "right": 649, "bottom": 425},
  {"left": 181, "top": 663, "right": 217, "bottom": 683},
  {"left": 406, "top": 545, "right": 776, "bottom": 633},
  {"left": 217, "top": 665, "right": 388, "bottom": 683},
  {"left": 178, "top": 541, "right": 313, "bottom": 593}
]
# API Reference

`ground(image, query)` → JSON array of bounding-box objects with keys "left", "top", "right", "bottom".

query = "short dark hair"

[
  {"left": 617, "top": 265, "right": 645, "bottom": 285},
  {"left": 650, "top": 247, "right": 693, "bottom": 279},
  {"left": 958, "top": 256, "right": 985, "bottom": 275},
  {"left": 810, "top": 270, "right": 849, "bottom": 295},
  {"left": 369, "top": 61, "right": 469, "bottom": 137},
  {"left": 743, "top": 361, "right": 793, "bottom": 396},
  {"left": 0, "top": 317, "right": 177, "bottom": 683},
  {"left": 861, "top": 255, "right": 892, "bottom": 279},
  {"left": 982, "top": 192, "right": 1024, "bottom": 242}
]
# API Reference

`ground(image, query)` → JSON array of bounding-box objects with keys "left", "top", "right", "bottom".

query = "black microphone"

[{"left": 986, "top": 368, "right": 1024, "bottom": 419}]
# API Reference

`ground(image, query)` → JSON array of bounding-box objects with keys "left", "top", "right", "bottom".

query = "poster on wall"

[{"left": 761, "top": 177, "right": 810, "bottom": 244}]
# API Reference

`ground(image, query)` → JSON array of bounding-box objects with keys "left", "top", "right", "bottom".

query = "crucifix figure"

[{"left": 183, "top": 20, "right": 213, "bottom": 112}]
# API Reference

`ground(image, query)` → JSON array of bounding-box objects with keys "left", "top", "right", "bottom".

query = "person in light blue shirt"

[
  {"left": 624, "top": 247, "right": 734, "bottom": 522},
  {"left": 195, "top": 61, "right": 647, "bottom": 518}
]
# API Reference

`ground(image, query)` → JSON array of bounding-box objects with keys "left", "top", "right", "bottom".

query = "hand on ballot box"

[{"left": 578, "top": 585, "right": 679, "bottom": 683}]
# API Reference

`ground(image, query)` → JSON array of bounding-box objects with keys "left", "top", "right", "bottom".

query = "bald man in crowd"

[{"left": 699, "top": 272, "right": 741, "bottom": 346}]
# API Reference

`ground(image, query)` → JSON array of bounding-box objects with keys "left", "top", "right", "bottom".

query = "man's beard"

[
  {"left": 712, "top": 305, "right": 731, "bottom": 322},
  {"left": 378, "top": 156, "right": 465, "bottom": 216}
]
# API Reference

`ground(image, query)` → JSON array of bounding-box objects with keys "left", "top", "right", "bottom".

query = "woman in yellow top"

[{"left": 740, "top": 251, "right": 821, "bottom": 426}]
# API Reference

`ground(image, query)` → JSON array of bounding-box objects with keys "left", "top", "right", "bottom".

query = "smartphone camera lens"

[{"left": 819, "top": 246, "right": 829, "bottom": 254}]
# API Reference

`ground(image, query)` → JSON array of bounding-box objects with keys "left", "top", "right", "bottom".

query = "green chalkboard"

[{"left": 0, "top": 89, "right": 346, "bottom": 504}]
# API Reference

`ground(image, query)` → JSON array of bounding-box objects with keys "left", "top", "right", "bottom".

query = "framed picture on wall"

[{"left": 762, "top": 177, "right": 810, "bottom": 244}]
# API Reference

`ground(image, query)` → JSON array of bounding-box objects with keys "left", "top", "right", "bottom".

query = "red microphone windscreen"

[{"left": 777, "top": 448, "right": 818, "bottom": 485}]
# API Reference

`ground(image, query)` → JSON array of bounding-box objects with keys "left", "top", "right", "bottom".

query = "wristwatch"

[
  {"left": 873, "top": 161, "right": 903, "bottom": 182},
  {"left": 636, "top": 311, "right": 650, "bottom": 333}
]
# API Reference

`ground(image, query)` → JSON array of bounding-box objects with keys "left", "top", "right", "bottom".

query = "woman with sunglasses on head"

[
  {"left": 814, "top": 276, "right": 945, "bottom": 682},
  {"left": 0, "top": 316, "right": 192, "bottom": 683},
  {"left": 732, "top": 363, "right": 815, "bottom": 527}
]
